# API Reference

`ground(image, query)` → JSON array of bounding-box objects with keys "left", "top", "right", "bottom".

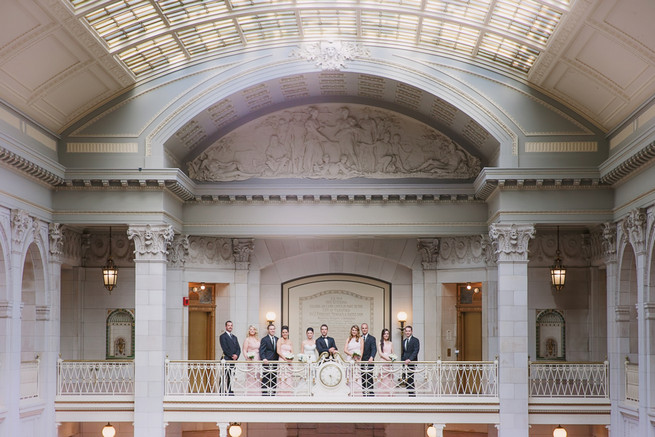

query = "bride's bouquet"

[
  {"left": 285, "top": 353, "right": 295, "bottom": 361},
  {"left": 388, "top": 353, "right": 398, "bottom": 361},
  {"left": 351, "top": 351, "right": 361, "bottom": 359},
  {"left": 247, "top": 352, "right": 255, "bottom": 359},
  {"left": 297, "top": 353, "right": 307, "bottom": 362}
]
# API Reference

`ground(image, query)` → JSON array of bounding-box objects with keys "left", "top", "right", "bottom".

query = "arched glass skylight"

[{"left": 68, "top": 0, "right": 570, "bottom": 78}]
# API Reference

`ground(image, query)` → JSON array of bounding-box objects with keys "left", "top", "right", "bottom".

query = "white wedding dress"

[
  {"left": 303, "top": 343, "right": 318, "bottom": 362},
  {"left": 345, "top": 338, "right": 361, "bottom": 362}
]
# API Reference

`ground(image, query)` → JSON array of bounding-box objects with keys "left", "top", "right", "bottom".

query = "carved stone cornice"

[
  {"left": 417, "top": 238, "right": 439, "bottom": 270},
  {"left": 127, "top": 224, "right": 175, "bottom": 261},
  {"left": 488, "top": 224, "right": 535, "bottom": 262},
  {"left": 168, "top": 234, "right": 189, "bottom": 268},
  {"left": 621, "top": 208, "right": 647, "bottom": 255},
  {"left": 600, "top": 139, "right": 655, "bottom": 186},
  {"left": 0, "top": 146, "right": 65, "bottom": 186},
  {"left": 232, "top": 238, "right": 254, "bottom": 269}
]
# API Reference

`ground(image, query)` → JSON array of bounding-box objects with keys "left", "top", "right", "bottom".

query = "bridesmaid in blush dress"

[
  {"left": 344, "top": 325, "right": 364, "bottom": 395},
  {"left": 243, "top": 325, "right": 260, "bottom": 395},
  {"left": 378, "top": 328, "right": 395, "bottom": 396},
  {"left": 277, "top": 325, "right": 294, "bottom": 395}
]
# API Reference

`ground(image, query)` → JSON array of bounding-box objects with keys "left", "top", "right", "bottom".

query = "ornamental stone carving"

[
  {"left": 187, "top": 103, "right": 481, "bottom": 182},
  {"left": 233, "top": 238, "right": 254, "bottom": 269},
  {"left": 82, "top": 230, "right": 133, "bottom": 267},
  {"left": 601, "top": 223, "right": 617, "bottom": 264},
  {"left": 488, "top": 224, "right": 535, "bottom": 262},
  {"left": 621, "top": 208, "right": 647, "bottom": 254},
  {"left": 11, "top": 209, "right": 35, "bottom": 248},
  {"left": 187, "top": 237, "right": 233, "bottom": 266},
  {"left": 438, "top": 236, "right": 486, "bottom": 267},
  {"left": 168, "top": 234, "right": 190, "bottom": 268},
  {"left": 417, "top": 238, "right": 439, "bottom": 270},
  {"left": 480, "top": 234, "right": 497, "bottom": 266},
  {"left": 292, "top": 41, "right": 370, "bottom": 71},
  {"left": 127, "top": 224, "right": 175, "bottom": 261},
  {"left": 49, "top": 223, "right": 64, "bottom": 258}
]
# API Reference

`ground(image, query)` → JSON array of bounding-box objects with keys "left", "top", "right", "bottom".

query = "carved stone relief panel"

[{"left": 187, "top": 103, "right": 482, "bottom": 182}]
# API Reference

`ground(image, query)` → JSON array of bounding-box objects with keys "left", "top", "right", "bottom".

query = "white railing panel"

[
  {"left": 529, "top": 362, "right": 609, "bottom": 398},
  {"left": 20, "top": 360, "right": 39, "bottom": 400},
  {"left": 165, "top": 360, "right": 499, "bottom": 398},
  {"left": 57, "top": 360, "right": 134, "bottom": 395},
  {"left": 624, "top": 361, "right": 638, "bottom": 403}
]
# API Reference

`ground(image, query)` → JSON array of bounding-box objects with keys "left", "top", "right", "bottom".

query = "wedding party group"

[{"left": 218, "top": 320, "right": 421, "bottom": 396}]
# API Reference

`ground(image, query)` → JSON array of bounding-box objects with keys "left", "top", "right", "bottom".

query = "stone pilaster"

[
  {"left": 488, "top": 223, "right": 534, "bottom": 437},
  {"left": 418, "top": 238, "right": 439, "bottom": 360},
  {"left": 233, "top": 238, "right": 254, "bottom": 336},
  {"left": 127, "top": 224, "right": 174, "bottom": 437}
]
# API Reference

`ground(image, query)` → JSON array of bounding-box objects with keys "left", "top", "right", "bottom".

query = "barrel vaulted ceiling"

[{"left": 0, "top": 0, "right": 653, "bottom": 141}]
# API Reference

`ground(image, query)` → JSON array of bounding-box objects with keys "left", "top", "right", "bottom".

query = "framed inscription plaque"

[{"left": 283, "top": 274, "right": 391, "bottom": 354}]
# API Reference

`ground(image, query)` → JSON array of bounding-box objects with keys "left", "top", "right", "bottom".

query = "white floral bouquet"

[
  {"left": 352, "top": 351, "right": 361, "bottom": 358},
  {"left": 247, "top": 352, "right": 255, "bottom": 359},
  {"left": 297, "top": 353, "right": 307, "bottom": 362},
  {"left": 285, "top": 353, "right": 295, "bottom": 361},
  {"left": 388, "top": 354, "right": 398, "bottom": 361}
]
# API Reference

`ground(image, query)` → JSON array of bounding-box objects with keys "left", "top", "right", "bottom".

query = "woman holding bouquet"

[
  {"left": 301, "top": 327, "right": 318, "bottom": 363},
  {"left": 344, "top": 325, "right": 364, "bottom": 395},
  {"left": 243, "top": 325, "right": 261, "bottom": 394},
  {"left": 378, "top": 328, "right": 396, "bottom": 396},
  {"left": 277, "top": 325, "right": 294, "bottom": 395}
]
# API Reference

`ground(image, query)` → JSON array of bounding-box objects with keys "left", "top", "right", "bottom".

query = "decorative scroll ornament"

[
  {"left": 601, "top": 223, "right": 617, "bottom": 263},
  {"left": 292, "top": 41, "right": 369, "bottom": 71},
  {"left": 438, "top": 236, "right": 486, "bottom": 267},
  {"left": 417, "top": 238, "right": 439, "bottom": 270},
  {"left": 488, "top": 224, "right": 535, "bottom": 262},
  {"left": 233, "top": 238, "right": 254, "bottom": 269},
  {"left": 187, "top": 237, "right": 233, "bottom": 266},
  {"left": 621, "top": 208, "right": 647, "bottom": 254},
  {"left": 480, "top": 234, "right": 497, "bottom": 266},
  {"left": 127, "top": 224, "right": 175, "bottom": 260},
  {"left": 168, "top": 234, "right": 190, "bottom": 268},
  {"left": 49, "top": 223, "right": 64, "bottom": 257},
  {"left": 11, "top": 209, "right": 33, "bottom": 247}
]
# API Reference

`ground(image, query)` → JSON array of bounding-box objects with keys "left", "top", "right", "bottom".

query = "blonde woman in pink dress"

[
  {"left": 378, "top": 328, "right": 396, "bottom": 396},
  {"left": 243, "top": 325, "right": 261, "bottom": 395},
  {"left": 277, "top": 325, "right": 294, "bottom": 395},
  {"left": 344, "top": 325, "right": 364, "bottom": 395}
]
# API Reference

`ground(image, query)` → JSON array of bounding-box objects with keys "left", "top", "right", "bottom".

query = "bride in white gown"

[{"left": 301, "top": 327, "right": 318, "bottom": 363}]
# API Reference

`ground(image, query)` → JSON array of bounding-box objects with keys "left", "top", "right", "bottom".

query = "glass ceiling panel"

[{"left": 68, "top": 0, "right": 571, "bottom": 77}]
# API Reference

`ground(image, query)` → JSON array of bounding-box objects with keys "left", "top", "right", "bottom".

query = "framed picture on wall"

[{"left": 536, "top": 309, "right": 565, "bottom": 361}]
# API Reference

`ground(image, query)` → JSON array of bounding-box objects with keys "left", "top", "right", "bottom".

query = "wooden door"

[{"left": 188, "top": 283, "right": 215, "bottom": 392}]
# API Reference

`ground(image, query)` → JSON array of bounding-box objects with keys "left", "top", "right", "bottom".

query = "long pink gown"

[
  {"left": 244, "top": 338, "right": 260, "bottom": 395},
  {"left": 378, "top": 341, "right": 395, "bottom": 396},
  {"left": 278, "top": 343, "right": 294, "bottom": 395}
]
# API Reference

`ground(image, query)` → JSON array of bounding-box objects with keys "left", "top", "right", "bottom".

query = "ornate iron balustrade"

[
  {"left": 20, "top": 359, "right": 39, "bottom": 400},
  {"left": 529, "top": 361, "right": 609, "bottom": 398},
  {"left": 165, "top": 360, "right": 499, "bottom": 397},
  {"left": 57, "top": 360, "right": 134, "bottom": 395},
  {"left": 624, "top": 360, "right": 638, "bottom": 403}
]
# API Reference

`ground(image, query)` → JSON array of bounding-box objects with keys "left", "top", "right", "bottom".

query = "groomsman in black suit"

[
  {"left": 259, "top": 324, "right": 279, "bottom": 395},
  {"left": 219, "top": 320, "right": 241, "bottom": 394},
  {"left": 315, "top": 324, "right": 338, "bottom": 358},
  {"left": 401, "top": 325, "right": 420, "bottom": 397},
  {"left": 360, "top": 323, "right": 377, "bottom": 396}
]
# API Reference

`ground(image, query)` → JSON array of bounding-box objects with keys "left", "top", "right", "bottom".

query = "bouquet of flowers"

[
  {"left": 297, "top": 353, "right": 307, "bottom": 362},
  {"left": 285, "top": 353, "right": 295, "bottom": 361},
  {"left": 352, "top": 351, "right": 361, "bottom": 359},
  {"left": 388, "top": 353, "right": 398, "bottom": 361},
  {"left": 247, "top": 352, "right": 255, "bottom": 359}
]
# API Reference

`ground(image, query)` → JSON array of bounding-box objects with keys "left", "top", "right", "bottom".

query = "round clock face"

[{"left": 319, "top": 363, "right": 343, "bottom": 387}]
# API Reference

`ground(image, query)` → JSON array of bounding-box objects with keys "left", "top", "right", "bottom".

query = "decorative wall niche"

[
  {"left": 106, "top": 309, "right": 135, "bottom": 359},
  {"left": 536, "top": 309, "right": 565, "bottom": 361}
]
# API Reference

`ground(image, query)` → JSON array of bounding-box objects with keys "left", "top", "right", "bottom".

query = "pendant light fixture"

[
  {"left": 102, "top": 227, "right": 119, "bottom": 292},
  {"left": 550, "top": 226, "right": 566, "bottom": 291}
]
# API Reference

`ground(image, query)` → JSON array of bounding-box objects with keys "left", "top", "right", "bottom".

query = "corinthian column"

[
  {"left": 488, "top": 223, "right": 535, "bottom": 437},
  {"left": 127, "top": 224, "right": 174, "bottom": 437}
]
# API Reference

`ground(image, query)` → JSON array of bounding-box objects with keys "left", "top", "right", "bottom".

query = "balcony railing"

[
  {"left": 165, "top": 359, "right": 499, "bottom": 398},
  {"left": 529, "top": 361, "right": 609, "bottom": 398},
  {"left": 624, "top": 360, "right": 638, "bottom": 403},
  {"left": 20, "top": 359, "right": 40, "bottom": 400},
  {"left": 57, "top": 359, "right": 135, "bottom": 395}
]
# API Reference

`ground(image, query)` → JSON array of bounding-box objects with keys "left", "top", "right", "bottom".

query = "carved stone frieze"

[
  {"left": 292, "top": 41, "right": 370, "bottom": 71},
  {"left": 187, "top": 236, "right": 234, "bottom": 266},
  {"left": 417, "top": 238, "right": 439, "bottom": 270},
  {"left": 528, "top": 230, "right": 586, "bottom": 267},
  {"left": 168, "top": 234, "right": 190, "bottom": 268},
  {"left": 82, "top": 230, "right": 134, "bottom": 267},
  {"left": 187, "top": 103, "right": 481, "bottom": 182},
  {"left": 233, "top": 238, "right": 254, "bottom": 269},
  {"left": 488, "top": 224, "right": 535, "bottom": 262},
  {"left": 621, "top": 208, "right": 647, "bottom": 254},
  {"left": 437, "top": 236, "right": 487, "bottom": 268},
  {"left": 127, "top": 225, "right": 175, "bottom": 261}
]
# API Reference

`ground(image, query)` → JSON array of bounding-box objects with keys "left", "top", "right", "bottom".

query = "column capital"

[
  {"left": 48, "top": 223, "right": 64, "bottom": 259},
  {"left": 168, "top": 234, "right": 189, "bottom": 268},
  {"left": 417, "top": 238, "right": 439, "bottom": 270},
  {"left": 127, "top": 224, "right": 174, "bottom": 261},
  {"left": 232, "top": 238, "right": 254, "bottom": 269},
  {"left": 488, "top": 223, "right": 535, "bottom": 262},
  {"left": 621, "top": 208, "right": 647, "bottom": 255},
  {"left": 10, "top": 209, "right": 36, "bottom": 252},
  {"left": 601, "top": 222, "right": 617, "bottom": 263}
]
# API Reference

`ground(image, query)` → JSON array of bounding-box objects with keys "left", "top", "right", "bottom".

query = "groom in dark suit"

[
  {"left": 219, "top": 320, "right": 241, "bottom": 394},
  {"left": 259, "top": 324, "right": 279, "bottom": 395},
  {"left": 401, "top": 325, "right": 420, "bottom": 397},
  {"left": 360, "top": 323, "right": 377, "bottom": 396},
  {"left": 316, "top": 324, "right": 338, "bottom": 358}
]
